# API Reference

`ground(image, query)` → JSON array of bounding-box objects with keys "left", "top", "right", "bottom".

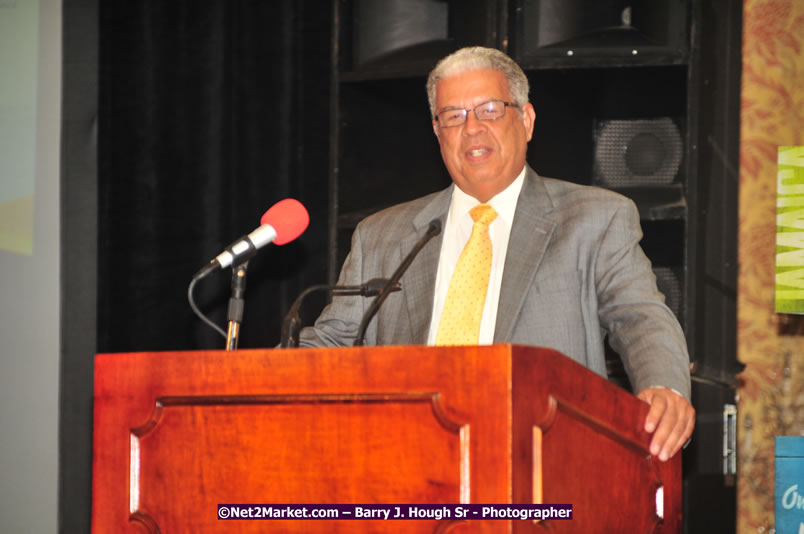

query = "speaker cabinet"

[
  {"left": 353, "top": 0, "right": 448, "bottom": 67},
  {"left": 343, "top": 0, "right": 498, "bottom": 76},
  {"left": 516, "top": 0, "right": 689, "bottom": 64},
  {"left": 332, "top": 4, "right": 742, "bottom": 533}
]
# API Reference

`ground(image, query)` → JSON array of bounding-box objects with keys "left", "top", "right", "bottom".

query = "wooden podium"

[{"left": 92, "top": 344, "right": 680, "bottom": 532}]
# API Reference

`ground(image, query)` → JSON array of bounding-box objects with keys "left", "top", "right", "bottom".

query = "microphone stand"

[{"left": 225, "top": 261, "right": 248, "bottom": 351}]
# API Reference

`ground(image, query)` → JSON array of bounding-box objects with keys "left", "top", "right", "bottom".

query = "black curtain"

[
  {"left": 98, "top": 1, "right": 331, "bottom": 353},
  {"left": 62, "top": 3, "right": 330, "bottom": 530}
]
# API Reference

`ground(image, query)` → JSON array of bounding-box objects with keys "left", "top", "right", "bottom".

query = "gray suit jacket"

[{"left": 299, "top": 168, "right": 691, "bottom": 398}]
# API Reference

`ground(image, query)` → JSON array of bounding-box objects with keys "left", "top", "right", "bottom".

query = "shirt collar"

[{"left": 450, "top": 166, "right": 526, "bottom": 226}]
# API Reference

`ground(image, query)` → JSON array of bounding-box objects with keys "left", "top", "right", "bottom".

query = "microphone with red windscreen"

[{"left": 192, "top": 198, "right": 309, "bottom": 280}]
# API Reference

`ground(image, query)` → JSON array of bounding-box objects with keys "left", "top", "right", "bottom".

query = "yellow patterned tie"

[{"left": 435, "top": 204, "right": 498, "bottom": 345}]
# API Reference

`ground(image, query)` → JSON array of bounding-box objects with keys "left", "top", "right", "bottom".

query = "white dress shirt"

[{"left": 427, "top": 166, "right": 526, "bottom": 345}]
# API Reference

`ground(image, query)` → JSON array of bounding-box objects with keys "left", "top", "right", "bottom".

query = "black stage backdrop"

[
  {"left": 98, "top": 1, "right": 331, "bottom": 352},
  {"left": 61, "top": 4, "right": 330, "bottom": 530}
]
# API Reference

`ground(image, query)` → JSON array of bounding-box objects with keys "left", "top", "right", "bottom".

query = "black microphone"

[
  {"left": 279, "top": 278, "right": 400, "bottom": 348},
  {"left": 354, "top": 219, "right": 442, "bottom": 346}
]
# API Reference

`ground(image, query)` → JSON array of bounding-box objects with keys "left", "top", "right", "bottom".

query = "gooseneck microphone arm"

[
  {"left": 353, "top": 219, "right": 442, "bottom": 347},
  {"left": 279, "top": 284, "right": 328, "bottom": 349},
  {"left": 279, "top": 278, "right": 398, "bottom": 348}
]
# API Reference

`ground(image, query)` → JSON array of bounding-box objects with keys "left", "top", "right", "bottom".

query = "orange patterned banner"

[{"left": 740, "top": 0, "right": 804, "bottom": 532}]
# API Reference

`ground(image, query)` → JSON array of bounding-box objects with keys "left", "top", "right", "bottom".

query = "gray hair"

[{"left": 426, "top": 46, "right": 530, "bottom": 118}]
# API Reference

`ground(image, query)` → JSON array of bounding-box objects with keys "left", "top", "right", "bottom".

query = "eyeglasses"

[{"left": 435, "top": 100, "right": 519, "bottom": 128}]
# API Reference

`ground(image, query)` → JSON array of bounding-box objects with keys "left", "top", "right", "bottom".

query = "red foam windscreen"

[{"left": 260, "top": 198, "right": 309, "bottom": 245}]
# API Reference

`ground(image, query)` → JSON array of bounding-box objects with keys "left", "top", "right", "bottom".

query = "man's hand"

[{"left": 637, "top": 387, "right": 695, "bottom": 461}]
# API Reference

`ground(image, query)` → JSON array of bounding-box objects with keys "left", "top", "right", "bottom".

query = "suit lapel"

[
  {"left": 400, "top": 187, "right": 453, "bottom": 344},
  {"left": 494, "top": 169, "right": 557, "bottom": 342}
]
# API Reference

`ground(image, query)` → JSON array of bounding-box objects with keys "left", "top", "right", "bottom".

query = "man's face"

[{"left": 433, "top": 69, "right": 535, "bottom": 202}]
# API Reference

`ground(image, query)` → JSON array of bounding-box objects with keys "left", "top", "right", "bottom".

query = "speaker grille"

[{"left": 594, "top": 118, "right": 683, "bottom": 188}]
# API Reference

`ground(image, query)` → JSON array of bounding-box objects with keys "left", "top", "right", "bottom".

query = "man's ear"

[
  {"left": 432, "top": 119, "right": 440, "bottom": 138},
  {"left": 522, "top": 103, "right": 536, "bottom": 142}
]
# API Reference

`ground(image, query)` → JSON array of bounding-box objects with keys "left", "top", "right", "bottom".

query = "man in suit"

[{"left": 300, "top": 46, "right": 694, "bottom": 461}]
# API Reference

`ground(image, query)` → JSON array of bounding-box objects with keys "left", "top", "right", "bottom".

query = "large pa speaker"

[
  {"left": 518, "top": 0, "right": 688, "bottom": 59},
  {"left": 353, "top": 0, "right": 448, "bottom": 67},
  {"left": 593, "top": 117, "right": 683, "bottom": 188}
]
